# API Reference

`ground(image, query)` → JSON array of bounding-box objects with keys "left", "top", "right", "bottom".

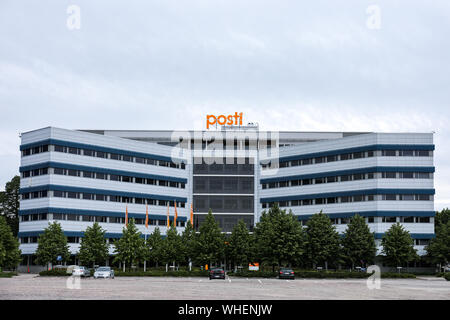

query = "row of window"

[
  {"left": 261, "top": 194, "right": 433, "bottom": 208},
  {"left": 297, "top": 216, "right": 431, "bottom": 226},
  {"left": 20, "top": 190, "right": 186, "bottom": 207},
  {"left": 21, "top": 144, "right": 186, "bottom": 169},
  {"left": 19, "top": 236, "right": 430, "bottom": 246},
  {"left": 20, "top": 213, "right": 185, "bottom": 227},
  {"left": 262, "top": 149, "right": 432, "bottom": 170},
  {"left": 22, "top": 167, "right": 186, "bottom": 189},
  {"left": 261, "top": 172, "right": 432, "bottom": 189}
]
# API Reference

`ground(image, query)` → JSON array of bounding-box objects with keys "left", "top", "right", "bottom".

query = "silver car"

[
  {"left": 94, "top": 266, "right": 115, "bottom": 279},
  {"left": 72, "top": 266, "right": 90, "bottom": 277}
]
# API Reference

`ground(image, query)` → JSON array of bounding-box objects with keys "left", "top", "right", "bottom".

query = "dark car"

[
  {"left": 278, "top": 268, "right": 295, "bottom": 280},
  {"left": 209, "top": 268, "right": 226, "bottom": 280}
]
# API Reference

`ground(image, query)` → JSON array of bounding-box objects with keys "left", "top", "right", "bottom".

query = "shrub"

[
  {"left": 444, "top": 273, "right": 450, "bottom": 281},
  {"left": 114, "top": 270, "right": 210, "bottom": 277},
  {"left": 0, "top": 272, "right": 17, "bottom": 278},
  {"left": 380, "top": 272, "right": 416, "bottom": 279},
  {"left": 39, "top": 269, "right": 70, "bottom": 277},
  {"left": 230, "top": 270, "right": 373, "bottom": 279}
]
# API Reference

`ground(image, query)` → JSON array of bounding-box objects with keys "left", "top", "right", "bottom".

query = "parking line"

[{"left": 258, "top": 279, "right": 262, "bottom": 284}]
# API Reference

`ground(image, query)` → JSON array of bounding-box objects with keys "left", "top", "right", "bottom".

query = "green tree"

[
  {"left": 193, "top": 210, "right": 225, "bottom": 268},
  {"left": 341, "top": 214, "right": 377, "bottom": 269},
  {"left": 0, "top": 215, "right": 21, "bottom": 270},
  {"left": 254, "top": 204, "right": 306, "bottom": 271},
  {"left": 381, "top": 223, "right": 417, "bottom": 268},
  {"left": 147, "top": 227, "right": 164, "bottom": 267},
  {"left": 78, "top": 222, "right": 110, "bottom": 268},
  {"left": 181, "top": 221, "right": 196, "bottom": 266},
  {"left": 35, "top": 222, "right": 70, "bottom": 269},
  {"left": 228, "top": 219, "right": 252, "bottom": 270},
  {"left": 426, "top": 221, "right": 450, "bottom": 270},
  {"left": 305, "top": 211, "right": 341, "bottom": 269},
  {"left": 435, "top": 208, "right": 450, "bottom": 228},
  {"left": 162, "top": 223, "right": 183, "bottom": 269},
  {"left": 113, "top": 219, "right": 146, "bottom": 271},
  {"left": 1, "top": 176, "right": 20, "bottom": 237}
]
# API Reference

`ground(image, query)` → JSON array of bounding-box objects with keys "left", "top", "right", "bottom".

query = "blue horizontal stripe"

[
  {"left": 374, "top": 233, "right": 435, "bottom": 240},
  {"left": 19, "top": 161, "right": 187, "bottom": 183},
  {"left": 260, "top": 166, "right": 435, "bottom": 184},
  {"left": 18, "top": 207, "right": 187, "bottom": 221},
  {"left": 18, "top": 231, "right": 158, "bottom": 239},
  {"left": 293, "top": 211, "right": 435, "bottom": 220},
  {"left": 18, "top": 231, "right": 434, "bottom": 240},
  {"left": 261, "top": 144, "right": 435, "bottom": 163},
  {"left": 20, "top": 138, "right": 186, "bottom": 163},
  {"left": 260, "top": 188, "right": 435, "bottom": 203},
  {"left": 19, "top": 184, "right": 187, "bottom": 202}
]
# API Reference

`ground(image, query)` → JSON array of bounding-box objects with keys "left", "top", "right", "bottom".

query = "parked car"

[
  {"left": 444, "top": 265, "right": 450, "bottom": 272},
  {"left": 72, "top": 266, "right": 90, "bottom": 277},
  {"left": 94, "top": 266, "right": 115, "bottom": 279},
  {"left": 209, "top": 268, "right": 226, "bottom": 280},
  {"left": 278, "top": 268, "right": 295, "bottom": 280}
]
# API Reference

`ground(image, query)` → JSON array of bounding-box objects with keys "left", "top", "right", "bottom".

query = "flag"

[
  {"left": 166, "top": 202, "right": 170, "bottom": 228},
  {"left": 145, "top": 204, "right": 149, "bottom": 229},
  {"left": 190, "top": 203, "right": 194, "bottom": 226},
  {"left": 174, "top": 202, "right": 178, "bottom": 227},
  {"left": 125, "top": 206, "right": 128, "bottom": 227}
]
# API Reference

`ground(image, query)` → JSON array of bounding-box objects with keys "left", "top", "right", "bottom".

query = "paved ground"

[{"left": 0, "top": 274, "right": 449, "bottom": 300}]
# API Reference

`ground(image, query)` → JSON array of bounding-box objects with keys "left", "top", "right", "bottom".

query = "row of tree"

[{"left": 30, "top": 205, "right": 449, "bottom": 272}]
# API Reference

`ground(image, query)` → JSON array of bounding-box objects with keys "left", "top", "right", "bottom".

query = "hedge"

[
  {"left": 230, "top": 270, "right": 373, "bottom": 279},
  {"left": 444, "top": 273, "right": 450, "bottom": 281},
  {"left": 380, "top": 272, "right": 416, "bottom": 279},
  {"left": 114, "top": 270, "right": 210, "bottom": 277},
  {"left": 39, "top": 269, "right": 70, "bottom": 277},
  {"left": 0, "top": 272, "right": 17, "bottom": 278}
]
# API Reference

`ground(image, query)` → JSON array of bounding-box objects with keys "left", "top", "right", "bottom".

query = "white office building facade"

[{"left": 18, "top": 127, "right": 435, "bottom": 268}]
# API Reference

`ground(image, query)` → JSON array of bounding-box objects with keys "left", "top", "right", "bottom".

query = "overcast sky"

[{"left": 0, "top": 1, "right": 449, "bottom": 209}]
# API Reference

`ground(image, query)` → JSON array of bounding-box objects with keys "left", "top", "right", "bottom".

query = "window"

[
  {"left": 83, "top": 171, "right": 94, "bottom": 178},
  {"left": 382, "top": 172, "right": 396, "bottom": 179},
  {"left": 383, "top": 194, "right": 397, "bottom": 201},
  {"left": 54, "top": 168, "right": 65, "bottom": 175},
  {"left": 382, "top": 217, "right": 397, "bottom": 223},
  {"left": 110, "top": 153, "right": 120, "bottom": 160},
  {"left": 67, "top": 192, "right": 78, "bottom": 199},
  {"left": 400, "top": 194, "right": 415, "bottom": 201},
  {"left": 327, "top": 176, "right": 337, "bottom": 183},
  {"left": 416, "top": 150, "right": 430, "bottom": 157},
  {"left": 96, "top": 173, "right": 106, "bottom": 180},
  {"left": 416, "top": 194, "right": 431, "bottom": 201},
  {"left": 400, "top": 216, "right": 414, "bottom": 223},
  {"left": 68, "top": 147, "right": 79, "bottom": 155},
  {"left": 95, "top": 194, "right": 105, "bottom": 201},
  {"left": 122, "top": 155, "right": 132, "bottom": 162},
  {"left": 340, "top": 153, "right": 352, "bottom": 161},
  {"left": 54, "top": 145, "right": 65, "bottom": 152},
  {"left": 83, "top": 149, "right": 95, "bottom": 157},
  {"left": 82, "top": 193, "right": 93, "bottom": 200},
  {"left": 401, "top": 172, "right": 414, "bottom": 179},
  {"left": 67, "top": 169, "right": 78, "bottom": 177},
  {"left": 326, "top": 155, "right": 337, "bottom": 162},
  {"left": 400, "top": 150, "right": 414, "bottom": 157},
  {"left": 367, "top": 217, "right": 375, "bottom": 223},
  {"left": 96, "top": 151, "right": 107, "bottom": 158},
  {"left": 416, "top": 172, "right": 430, "bottom": 179},
  {"left": 54, "top": 190, "right": 64, "bottom": 197},
  {"left": 135, "top": 157, "right": 145, "bottom": 164},
  {"left": 382, "top": 150, "right": 396, "bottom": 156},
  {"left": 418, "top": 217, "right": 430, "bottom": 223}
]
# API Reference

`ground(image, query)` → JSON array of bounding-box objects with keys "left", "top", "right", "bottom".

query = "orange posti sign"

[{"left": 206, "top": 112, "right": 243, "bottom": 129}]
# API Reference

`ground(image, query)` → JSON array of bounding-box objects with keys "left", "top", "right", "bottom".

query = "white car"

[
  {"left": 72, "top": 266, "right": 90, "bottom": 277},
  {"left": 94, "top": 266, "right": 115, "bottom": 279}
]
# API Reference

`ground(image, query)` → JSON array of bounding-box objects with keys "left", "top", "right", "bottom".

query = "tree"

[
  {"left": 304, "top": 211, "right": 341, "bottom": 269},
  {"left": 78, "top": 222, "right": 110, "bottom": 267},
  {"left": 228, "top": 219, "right": 252, "bottom": 270},
  {"left": 254, "top": 205, "right": 306, "bottom": 271},
  {"left": 35, "top": 222, "right": 70, "bottom": 269},
  {"left": 426, "top": 221, "right": 450, "bottom": 270},
  {"left": 162, "top": 223, "right": 183, "bottom": 269},
  {"left": 435, "top": 208, "right": 450, "bottom": 228},
  {"left": 341, "top": 214, "right": 377, "bottom": 269},
  {"left": 193, "top": 210, "right": 225, "bottom": 268},
  {"left": 1, "top": 176, "right": 20, "bottom": 237},
  {"left": 113, "top": 219, "right": 146, "bottom": 271},
  {"left": 381, "top": 223, "right": 417, "bottom": 268},
  {"left": 181, "top": 221, "right": 197, "bottom": 267},
  {"left": 0, "top": 215, "right": 21, "bottom": 270},
  {"left": 147, "top": 227, "right": 164, "bottom": 268}
]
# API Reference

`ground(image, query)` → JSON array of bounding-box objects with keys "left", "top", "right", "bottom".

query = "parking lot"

[{"left": 0, "top": 274, "right": 449, "bottom": 300}]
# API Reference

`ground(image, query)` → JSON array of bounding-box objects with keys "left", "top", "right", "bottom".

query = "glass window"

[
  {"left": 54, "top": 145, "right": 65, "bottom": 152},
  {"left": 382, "top": 150, "right": 396, "bottom": 156}
]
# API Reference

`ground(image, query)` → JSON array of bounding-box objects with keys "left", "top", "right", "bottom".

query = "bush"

[
  {"left": 230, "top": 270, "right": 373, "bottom": 279},
  {"left": 114, "top": 270, "right": 210, "bottom": 277},
  {"left": 444, "top": 273, "right": 450, "bottom": 281},
  {"left": 380, "top": 272, "right": 416, "bottom": 279},
  {"left": 39, "top": 269, "right": 70, "bottom": 277},
  {"left": 0, "top": 272, "right": 17, "bottom": 278}
]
